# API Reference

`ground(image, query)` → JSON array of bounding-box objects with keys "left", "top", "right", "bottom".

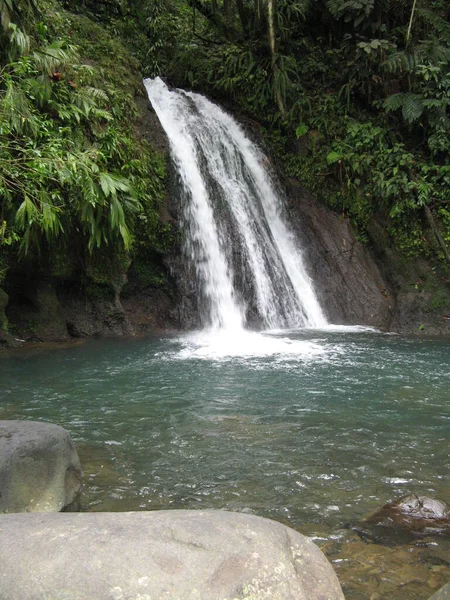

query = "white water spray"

[{"left": 144, "top": 77, "right": 327, "bottom": 332}]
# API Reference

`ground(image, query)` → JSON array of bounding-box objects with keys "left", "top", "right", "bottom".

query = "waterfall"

[{"left": 144, "top": 77, "right": 327, "bottom": 331}]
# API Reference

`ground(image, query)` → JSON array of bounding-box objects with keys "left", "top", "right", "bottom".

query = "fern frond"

[
  {"left": 384, "top": 92, "right": 424, "bottom": 122},
  {"left": 404, "top": 96, "right": 423, "bottom": 120},
  {"left": 382, "top": 51, "right": 416, "bottom": 74},
  {"left": 384, "top": 92, "right": 408, "bottom": 111},
  {"left": 417, "top": 8, "right": 450, "bottom": 45},
  {"left": 32, "top": 42, "right": 78, "bottom": 75},
  {"left": 7, "top": 22, "right": 29, "bottom": 56},
  {"left": 1, "top": 79, "right": 38, "bottom": 135}
]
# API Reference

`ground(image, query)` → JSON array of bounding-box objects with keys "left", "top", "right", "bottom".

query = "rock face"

[
  {"left": 367, "top": 219, "right": 450, "bottom": 335},
  {"left": 287, "top": 182, "right": 393, "bottom": 329},
  {"left": 0, "top": 510, "right": 345, "bottom": 600},
  {"left": 0, "top": 288, "right": 21, "bottom": 348},
  {"left": 0, "top": 420, "right": 82, "bottom": 513}
]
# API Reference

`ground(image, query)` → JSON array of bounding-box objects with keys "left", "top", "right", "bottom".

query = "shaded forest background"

[{"left": 1, "top": 0, "right": 450, "bottom": 334}]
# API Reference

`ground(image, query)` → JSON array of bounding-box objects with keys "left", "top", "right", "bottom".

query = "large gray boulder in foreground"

[
  {"left": 0, "top": 510, "right": 345, "bottom": 600},
  {"left": 0, "top": 420, "right": 82, "bottom": 513},
  {"left": 429, "top": 583, "right": 450, "bottom": 600}
]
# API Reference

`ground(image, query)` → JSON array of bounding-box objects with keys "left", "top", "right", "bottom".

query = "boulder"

[
  {"left": 365, "top": 495, "right": 450, "bottom": 532},
  {"left": 429, "top": 583, "right": 450, "bottom": 599},
  {"left": 354, "top": 495, "right": 450, "bottom": 545},
  {"left": 0, "top": 510, "right": 345, "bottom": 600},
  {"left": 0, "top": 420, "right": 82, "bottom": 513}
]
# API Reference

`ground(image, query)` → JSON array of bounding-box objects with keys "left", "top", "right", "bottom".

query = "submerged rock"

[
  {"left": 0, "top": 420, "right": 82, "bottom": 513},
  {"left": 0, "top": 510, "right": 345, "bottom": 600},
  {"left": 324, "top": 533, "right": 450, "bottom": 600}
]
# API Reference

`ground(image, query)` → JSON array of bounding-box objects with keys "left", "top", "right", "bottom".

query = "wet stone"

[
  {"left": 0, "top": 420, "right": 82, "bottom": 513},
  {"left": 323, "top": 536, "right": 450, "bottom": 600},
  {"left": 367, "top": 495, "right": 450, "bottom": 530}
]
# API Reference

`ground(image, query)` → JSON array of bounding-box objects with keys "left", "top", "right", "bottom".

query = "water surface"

[{"left": 1, "top": 329, "right": 449, "bottom": 598}]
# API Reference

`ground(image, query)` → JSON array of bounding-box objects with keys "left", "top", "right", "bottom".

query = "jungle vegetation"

[
  {"left": 1, "top": 0, "right": 449, "bottom": 296},
  {"left": 146, "top": 0, "right": 450, "bottom": 264},
  {"left": 0, "top": 0, "right": 168, "bottom": 291}
]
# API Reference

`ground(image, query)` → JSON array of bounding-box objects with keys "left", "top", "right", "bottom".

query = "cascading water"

[{"left": 144, "top": 77, "right": 327, "bottom": 332}]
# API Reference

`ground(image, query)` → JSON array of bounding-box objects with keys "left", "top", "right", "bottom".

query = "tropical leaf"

[
  {"left": 384, "top": 92, "right": 425, "bottom": 123},
  {"left": 327, "top": 150, "right": 342, "bottom": 164},
  {"left": 99, "top": 172, "right": 131, "bottom": 197},
  {"left": 32, "top": 41, "right": 78, "bottom": 75}
]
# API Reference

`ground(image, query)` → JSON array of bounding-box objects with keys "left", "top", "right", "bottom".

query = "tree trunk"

[
  {"left": 223, "top": 0, "right": 232, "bottom": 36},
  {"left": 236, "top": 0, "right": 249, "bottom": 35},
  {"left": 266, "top": 0, "right": 286, "bottom": 116}
]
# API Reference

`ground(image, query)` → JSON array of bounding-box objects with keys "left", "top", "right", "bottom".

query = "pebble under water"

[{"left": 1, "top": 328, "right": 450, "bottom": 599}]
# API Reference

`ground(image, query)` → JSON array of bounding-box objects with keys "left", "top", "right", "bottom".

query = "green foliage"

[
  {"left": 326, "top": 0, "right": 374, "bottom": 28},
  {"left": 0, "top": 0, "right": 171, "bottom": 294},
  {"left": 431, "top": 287, "right": 450, "bottom": 311},
  {"left": 319, "top": 119, "right": 450, "bottom": 253},
  {"left": 2, "top": 0, "right": 450, "bottom": 292},
  {"left": 0, "top": 52, "right": 140, "bottom": 254},
  {"left": 0, "top": 0, "right": 38, "bottom": 60},
  {"left": 162, "top": 0, "right": 450, "bottom": 264},
  {"left": 144, "top": 0, "right": 187, "bottom": 77}
]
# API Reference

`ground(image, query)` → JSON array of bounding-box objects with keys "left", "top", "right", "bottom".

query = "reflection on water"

[{"left": 1, "top": 329, "right": 450, "bottom": 599}]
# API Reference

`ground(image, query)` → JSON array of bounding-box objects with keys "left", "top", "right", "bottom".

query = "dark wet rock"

[
  {"left": 3, "top": 255, "right": 181, "bottom": 344},
  {"left": 135, "top": 92, "right": 170, "bottom": 155},
  {"left": 0, "top": 330, "right": 23, "bottom": 348},
  {"left": 5, "top": 281, "right": 69, "bottom": 342},
  {"left": 354, "top": 495, "right": 450, "bottom": 545},
  {"left": 367, "top": 220, "right": 450, "bottom": 335},
  {"left": 61, "top": 288, "right": 130, "bottom": 339},
  {"left": 0, "top": 288, "right": 8, "bottom": 330},
  {"left": 0, "top": 510, "right": 345, "bottom": 600},
  {"left": 367, "top": 495, "right": 450, "bottom": 530},
  {"left": 0, "top": 289, "right": 23, "bottom": 348},
  {"left": 0, "top": 420, "right": 82, "bottom": 513},
  {"left": 32, "top": 283, "right": 69, "bottom": 340},
  {"left": 287, "top": 182, "right": 393, "bottom": 329},
  {"left": 429, "top": 583, "right": 450, "bottom": 599}
]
